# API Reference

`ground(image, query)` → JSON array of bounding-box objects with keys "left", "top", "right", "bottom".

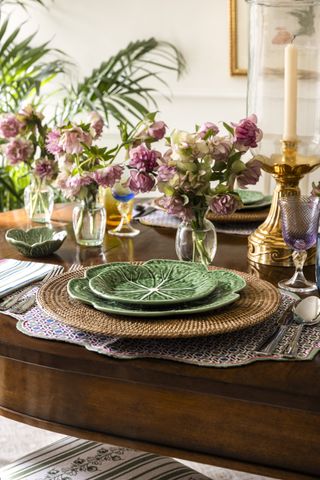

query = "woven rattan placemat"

[
  {"left": 37, "top": 267, "right": 280, "bottom": 338},
  {"left": 207, "top": 208, "right": 269, "bottom": 223}
]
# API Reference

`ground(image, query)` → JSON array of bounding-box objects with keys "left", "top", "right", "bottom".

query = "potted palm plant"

[{"left": 0, "top": 0, "right": 186, "bottom": 212}]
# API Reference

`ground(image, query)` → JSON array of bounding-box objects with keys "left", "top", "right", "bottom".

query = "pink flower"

[
  {"left": 92, "top": 165, "right": 123, "bottom": 188},
  {"left": 233, "top": 114, "right": 263, "bottom": 151},
  {"left": 272, "top": 28, "right": 293, "bottom": 45},
  {"left": 198, "top": 122, "right": 219, "bottom": 139},
  {"left": 147, "top": 121, "right": 166, "bottom": 140},
  {"left": 64, "top": 173, "right": 93, "bottom": 198},
  {"left": 236, "top": 159, "right": 261, "bottom": 189},
  {"left": 5, "top": 138, "right": 33, "bottom": 165},
  {"left": 158, "top": 195, "right": 193, "bottom": 221},
  {"left": 209, "top": 194, "right": 241, "bottom": 216},
  {"left": 89, "top": 111, "right": 104, "bottom": 139},
  {"left": 0, "top": 115, "right": 22, "bottom": 138},
  {"left": 59, "top": 127, "right": 93, "bottom": 154},
  {"left": 46, "top": 130, "right": 63, "bottom": 155},
  {"left": 128, "top": 170, "right": 155, "bottom": 193},
  {"left": 56, "top": 172, "right": 69, "bottom": 190},
  {"left": 210, "top": 136, "right": 233, "bottom": 162},
  {"left": 157, "top": 164, "right": 176, "bottom": 182},
  {"left": 129, "top": 144, "right": 161, "bottom": 172},
  {"left": 34, "top": 157, "right": 57, "bottom": 180}
]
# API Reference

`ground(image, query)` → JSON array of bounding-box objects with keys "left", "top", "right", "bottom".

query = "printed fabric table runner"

[{"left": 1, "top": 284, "right": 320, "bottom": 367}]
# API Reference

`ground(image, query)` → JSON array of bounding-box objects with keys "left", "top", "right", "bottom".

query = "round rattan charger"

[
  {"left": 37, "top": 267, "right": 280, "bottom": 338},
  {"left": 207, "top": 208, "right": 269, "bottom": 223}
]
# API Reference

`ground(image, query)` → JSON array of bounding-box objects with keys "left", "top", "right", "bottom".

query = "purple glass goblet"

[{"left": 279, "top": 195, "right": 320, "bottom": 294}]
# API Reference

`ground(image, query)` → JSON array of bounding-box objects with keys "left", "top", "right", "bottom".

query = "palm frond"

[
  {"left": 0, "top": 0, "right": 46, "bottom": 10},
  {"left": 60, "top": 38, "right": 186, "bottom": 126},
  {"left": 0, "top": 16, "right": 67, "bottom": 113}
]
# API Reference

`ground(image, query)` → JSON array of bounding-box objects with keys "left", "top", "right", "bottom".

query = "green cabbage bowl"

[{"left": 5, "top": 227, "right": 67, "bottom": 258}]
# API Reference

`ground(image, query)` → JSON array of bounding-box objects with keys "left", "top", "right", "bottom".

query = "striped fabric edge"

[
  {"left": 0, "top": 436, "right": 209, "bottom": 480},
  {"left": 0, "top": 437, "right": 98, "bottom": 478},
  {"left": 0, "top": 259, "right": 57, "bottom": 298}
]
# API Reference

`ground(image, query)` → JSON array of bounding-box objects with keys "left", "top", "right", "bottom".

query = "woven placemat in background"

[
  {"left": 37, "top": 267, "right": 280, "bottom": 339},
  {"left": 207, "top": 208, "right": 269, "bottom": 223}
]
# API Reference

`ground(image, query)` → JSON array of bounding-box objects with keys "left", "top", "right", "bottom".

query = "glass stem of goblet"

[
  {"left": 117, "top": 202, "right": 129, "bottom": 230},
  {"left": 291, "top": 249, "right": 308, "bottom": 284}
]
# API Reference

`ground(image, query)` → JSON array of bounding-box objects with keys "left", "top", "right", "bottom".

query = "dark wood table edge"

[{"left": 0, "top": 405, "right": 316, "bottom": 480}]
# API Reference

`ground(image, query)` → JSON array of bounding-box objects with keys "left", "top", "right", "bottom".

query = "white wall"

[{"left": 7, "top": 0, "right": 317, "bottom": 193}]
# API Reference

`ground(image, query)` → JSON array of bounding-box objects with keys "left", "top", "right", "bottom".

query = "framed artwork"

[{"left": 229, "top": 0, "right": 248, "bottom": 76}]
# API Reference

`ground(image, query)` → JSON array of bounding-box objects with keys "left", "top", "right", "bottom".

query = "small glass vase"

[
  {"left": 73, "top": 200, "right": 106, "bottom": 247},
  {"left": 24, "top": 179, "right": 54, "bottom": 223},
  {"left": 175, "top": 216, "right": 217, "bottom": 267}
]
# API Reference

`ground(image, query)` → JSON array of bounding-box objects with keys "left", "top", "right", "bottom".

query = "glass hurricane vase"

[
  {"left": 24, "top": 178, "right": 54, "bottom": 223},
  {"left": 73, "top": 200, "right": 106, "bottom": 247},
  {"left": 175, "top": 213, "right": 217, "bottom": 268},
  {"left": 246, "top": 0, "right": 320, "bottom": 266}
]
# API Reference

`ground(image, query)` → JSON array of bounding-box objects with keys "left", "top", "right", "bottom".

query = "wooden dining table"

[{"left": 0, "top": 204, "right": 319, "bottom": 480}]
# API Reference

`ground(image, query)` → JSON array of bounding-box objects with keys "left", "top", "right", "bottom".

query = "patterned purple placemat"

[{"left": 2, "top": 287, "right": 320, "bottom": 368}]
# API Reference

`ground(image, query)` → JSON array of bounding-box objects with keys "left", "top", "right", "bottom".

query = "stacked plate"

[
  {"left": 236, "top": 189, "right": 272, "bottom": 211},
  {"left": 67, "top": 259, "right": 246, "bottom": 318}
]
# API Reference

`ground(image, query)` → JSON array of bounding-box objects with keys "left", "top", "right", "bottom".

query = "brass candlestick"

[{"left": 248, "top": 140, "right": 320, "bottom": 267}]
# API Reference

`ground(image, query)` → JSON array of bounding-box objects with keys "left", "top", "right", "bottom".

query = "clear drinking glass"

[
  {"left": 108, "top": 186, "right": 139, "bottom": 237},
  {"left": 279, "top": 195, "right": 320, "bottom": 293}
]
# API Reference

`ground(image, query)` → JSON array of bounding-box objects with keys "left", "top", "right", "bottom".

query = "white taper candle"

[{"left": 283, "top": 43, "right": 298, "bottom": 141}]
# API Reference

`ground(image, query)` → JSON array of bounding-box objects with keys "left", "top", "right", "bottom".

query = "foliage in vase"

[
  {"left": 0, "top": 105, "right": 58, "bottom": 186},
  {"left": 107, "top": 114, "right": 263, "bottom": 229},
  {"left": 49, "top": 113, "right": 123, "bottom": 207}
]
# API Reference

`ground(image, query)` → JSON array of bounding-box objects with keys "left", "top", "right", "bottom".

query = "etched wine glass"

[
  {"left": 108, "top": 184, "right": 139, "bottom": 237},
  {"left": 279, "top": 195, "right": 320, "bottom": 293}
]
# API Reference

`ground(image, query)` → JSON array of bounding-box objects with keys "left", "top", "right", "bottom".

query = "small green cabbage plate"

[{"left": 5, "top": 227, "right": 67, "bottom": 258}]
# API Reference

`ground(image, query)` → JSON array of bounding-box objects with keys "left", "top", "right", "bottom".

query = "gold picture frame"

[{"left": 230, "top": 0, "right": 248, "bottom": 76}]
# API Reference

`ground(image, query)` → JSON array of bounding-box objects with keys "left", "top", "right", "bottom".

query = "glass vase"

[
  {"left": 73, "top": 200, "right": 106, "bottom": 246},
  {"left": 24, "top": 179, "right": 54, "bottom": 223},
  {"left": 175, "top": 217, "right": 217, "bottom": 268}
]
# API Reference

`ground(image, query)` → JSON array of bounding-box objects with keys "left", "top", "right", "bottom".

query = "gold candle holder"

[{"left": 248, "top": 140, "right": 320, "bottom": 267}]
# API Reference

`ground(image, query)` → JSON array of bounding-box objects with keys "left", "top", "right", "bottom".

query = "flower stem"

[
  {"left": 75, "top": 207, "right": 84, "bottom": 238},
  {"left": 192, "top": 229, "right": 211, "bottom": 267}
]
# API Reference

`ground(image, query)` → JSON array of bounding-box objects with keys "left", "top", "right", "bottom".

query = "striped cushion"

[{"left": 0, "top": 436, "right": 209, "bottom": 479}]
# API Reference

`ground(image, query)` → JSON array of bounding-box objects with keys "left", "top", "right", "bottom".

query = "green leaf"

[
  {"left": 231, "top": 159, "right": 246, "bottom": 174},
  {"left": 60, "top": 38, "right": 186, "bottom": 126},
  {"left": 223, "top": 122, "right": 234, "bottom": 135},
  {"left": 0, "top": 15, "right": 67, "bottom": 115}
]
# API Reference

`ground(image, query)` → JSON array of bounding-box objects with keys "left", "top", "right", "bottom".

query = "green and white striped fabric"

[{"left": 0, "top": 436, "right": 209, "bottom": 480}]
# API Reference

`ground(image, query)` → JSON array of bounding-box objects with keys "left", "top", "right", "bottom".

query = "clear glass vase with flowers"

[
  {"left": 0, "top": 105, "right": 58, "bottom": 223},
  {"left": 114, "top": 114, "right": 263, "bottom": 267},
  {"left": 156, "top": 116, "right": 263, "bottom": 266},
  {"left": 48, "top": 113, "right": 123, "bottom": 246}
]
